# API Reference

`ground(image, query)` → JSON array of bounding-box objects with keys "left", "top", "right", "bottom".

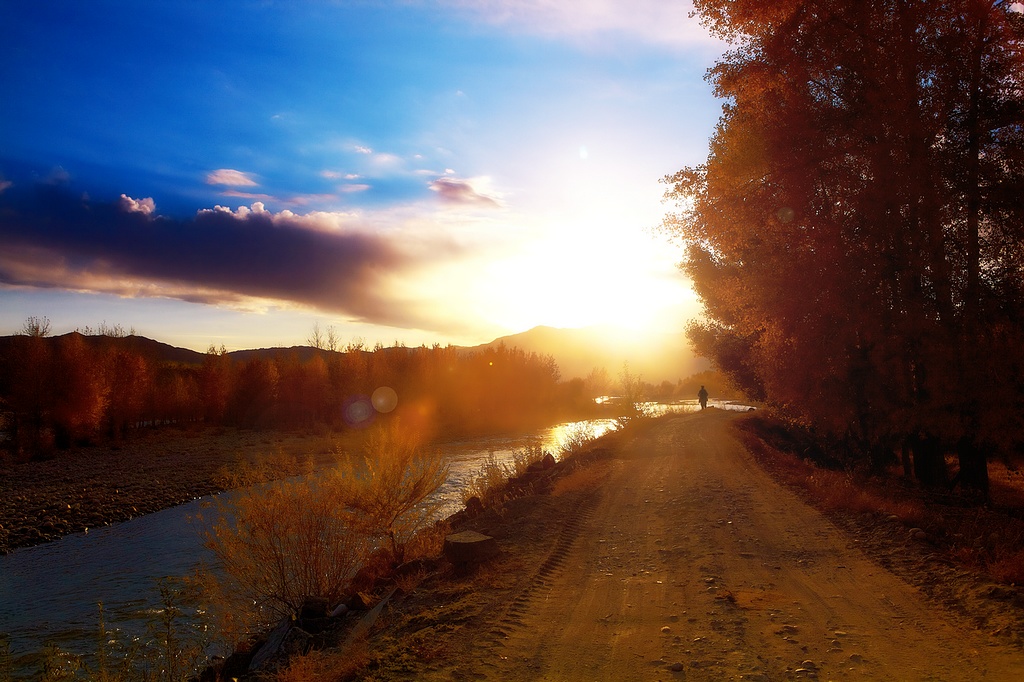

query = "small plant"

[
  {"left": 201, "top": 418, "right": 448, "bottom": 636},
  {"left": 39, "top": 644, "right": 81, "bottom": 682},
  {"left": 558, "top": 422, "right": 596, "bottom": 459},
  {"left": 615, "top": 363, "right": 654, "bottom": 428},
  {"left": 0, "top": 635, "right": 11, "bottom": 682},
  {"left": 508, "top": 440, "right": 549, "bottom": 477},
  {"left": 462, "top": 453, "right": 513, "bottom": 508}
]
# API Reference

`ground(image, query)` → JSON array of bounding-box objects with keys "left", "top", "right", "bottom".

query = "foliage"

[
  {"left": 615, "top": 363, "right": 654, "bottom": 428},
  {"left": 200, "top": 419, "right": 448, "bottom": 632},
  {"left": 462, "top": 453, "right": 514, "bottom": 509},
  {"left": 0, "top": 323, "right": 574, "bottom": 458},
  {"left": 664, "top": 0, "right": 1024, "bottom": 496},
  {"left": 334, "top": 419, "right": 450, "bottom": 565},
  {"left": 557, "top": 422, "right": 597, "bottom": 459},
  {"left": 200, "top": 465, "right": 372, "bottom": 626}
]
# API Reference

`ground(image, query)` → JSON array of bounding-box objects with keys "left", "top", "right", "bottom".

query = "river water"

[{"left": 0, "top": 402, "right": 741, "bottom": 670}]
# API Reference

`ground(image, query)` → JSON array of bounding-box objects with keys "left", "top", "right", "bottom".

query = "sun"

[{"left": 474, "top": 219, "right": 699, "bottom": 336}]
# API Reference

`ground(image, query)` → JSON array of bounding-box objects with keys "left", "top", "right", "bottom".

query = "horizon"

[{"left": 0, "top": 2, "right": 722, "bottom": 352}]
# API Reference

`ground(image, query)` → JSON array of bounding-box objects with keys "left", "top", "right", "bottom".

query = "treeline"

[
  {"left": 0, "top": 331, "right": 590, "bottom": 460},
  {"left": 664, "top": 0, "right": 1024, "bottom": 496}
]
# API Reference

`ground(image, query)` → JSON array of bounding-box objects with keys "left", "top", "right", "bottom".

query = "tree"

[
  {"left": 20, "top": 316, "right": 51, "bottom": 338},
  {"left": 50, "top": 333, "right": 107, "bottom": 447},
  {"left": 663, "top": 0, "right": 1024, "bottom": 495}
]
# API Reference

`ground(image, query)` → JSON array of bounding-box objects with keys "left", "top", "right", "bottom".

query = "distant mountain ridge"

[
  {"left": 0, "top": 326, "right": 709, "bottom": 383},
  {"left": 480, "top": 325, "right": 710, "bottom": 383}
]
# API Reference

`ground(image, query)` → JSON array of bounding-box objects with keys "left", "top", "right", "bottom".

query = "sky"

[{"left": 0, "top": 0, "right": 725, "bottom": 352}]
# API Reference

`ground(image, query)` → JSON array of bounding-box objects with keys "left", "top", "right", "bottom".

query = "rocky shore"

[{"left": 0, "top": 427, "right": 334, "bottom": 554}]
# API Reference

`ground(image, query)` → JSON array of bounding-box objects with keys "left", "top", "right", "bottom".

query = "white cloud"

[
  {"left": 354, "top": 145, "right": 373, "bottom": 154},
  {"left": 221, "top": 189, "right": 275, "bottom": 201},
  {"left": 119, "top": 194, "right": 156, "bottom": 215},
  {"left": 206, "top": 169, "right": 259, "bottom": 186},
  {"left": 341, "top": 184, "right": 372, "bottom": 193},
  {"left": 429, "top": 176, "right": 503, "bottom": 208},
  {"left": 320, "top": 170, "right": 344, "bottom": 180},
  {"left": 1010, "top": 2, "right": 1024, "bottom": 14}
]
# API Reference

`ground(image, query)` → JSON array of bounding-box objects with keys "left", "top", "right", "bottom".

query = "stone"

[
  {"left": 444, "top": 530, "right": 499, "bottom": 566},
  {"left": 526, "top": 452, "right": 556, "bottom": 473},
  {"left": 464, "top": 495, "right": 485, "bottom": 517},
  {"left": 299, "top": 596, "right": 329, "bottom": 620},
  {"left": 248, "top": 616, "right": 291, "bottom": 671}
]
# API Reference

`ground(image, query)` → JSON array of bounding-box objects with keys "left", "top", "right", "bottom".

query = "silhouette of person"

[{"left": 698, "top": 385, "right": 709, "bottom": 410}]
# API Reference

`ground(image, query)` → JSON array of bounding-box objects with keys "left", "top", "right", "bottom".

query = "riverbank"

[{"left": 0, "top": 426, "right": 341, "bottom": 554}]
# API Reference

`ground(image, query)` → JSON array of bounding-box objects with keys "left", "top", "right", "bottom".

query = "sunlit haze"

[{"left": 0, "top": 1, "right": 724, "bottom": 351}]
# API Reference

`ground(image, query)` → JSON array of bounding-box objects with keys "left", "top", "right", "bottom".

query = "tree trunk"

[
  {"left": 911, "top": 434, "right": 947, "bottom": 488},
  {"left": 956, "top": 436, "right": 989, "bottom": 501}
]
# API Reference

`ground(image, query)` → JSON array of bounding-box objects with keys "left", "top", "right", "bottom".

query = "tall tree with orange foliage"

[{"left": 664, "top": 0, "right": 1024, "bottom": 495}]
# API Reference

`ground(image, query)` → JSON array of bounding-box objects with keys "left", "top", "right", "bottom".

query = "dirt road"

[{"left": 405, "top": 410, "right": 1024, "bottom": 681}]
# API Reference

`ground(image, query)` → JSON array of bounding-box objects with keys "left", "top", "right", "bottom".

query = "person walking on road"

[{"left": 698, "top": 385, "right": 709, "bottom": 410}]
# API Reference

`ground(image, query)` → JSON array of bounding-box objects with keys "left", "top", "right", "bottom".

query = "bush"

[
  {"left": 558, "top": 422, "right": 596, "bottom": 459},
  {"left": 335, "top": 419, "right": 450, "bottom": 566},
  {"left": 200, "top": 420, "right": 449, "bottom": 637},
  {"left": 201, "top": 469, "right": 372, "bottom": 627}
]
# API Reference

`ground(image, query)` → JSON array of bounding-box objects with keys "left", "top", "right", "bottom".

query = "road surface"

[{"left": 419, "top": 410, "right": 1024, "bottom": 681}]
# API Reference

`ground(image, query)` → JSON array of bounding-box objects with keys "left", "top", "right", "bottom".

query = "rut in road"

[{"left": 478, "top": 491, "right": 601, "bottom": 648}]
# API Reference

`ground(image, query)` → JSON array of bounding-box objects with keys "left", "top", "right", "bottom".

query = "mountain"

[
  {"left": 0, "top": 332, "right": 206, "bottom": 365},
  {"left": 479, "top": 325, "right": 710, "bottom": 384}
]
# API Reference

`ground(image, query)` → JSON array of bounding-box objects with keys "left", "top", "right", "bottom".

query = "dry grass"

[
  {"left": 736, "top": 412, "right": 1024, "bottom": 585},
  {"left": 557, "top": 422, "right": 597, "bottom": 459},
  {"left": 551, "top": 460, "right": 613, "bottom": 497},
  {"left": 274, "top": 643, "right": 369, "bottom": 682}
]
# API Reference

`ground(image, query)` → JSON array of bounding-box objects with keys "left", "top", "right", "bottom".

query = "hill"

[{"left": 479, "top": 325, "right": 710, "bottom": 384}]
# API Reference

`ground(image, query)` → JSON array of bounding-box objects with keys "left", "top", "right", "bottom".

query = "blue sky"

[{"left": 0, "top": 0, "right": 724, "bottom": 351}]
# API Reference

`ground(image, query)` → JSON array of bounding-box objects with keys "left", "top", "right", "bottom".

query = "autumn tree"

[
  {"left": 664, "top": 0, "right": 1024, "bottom": 495},
  {"left": 200, "top": 344, "right": 231, "bottom": 423},
  {"left": 101, "top": 346, "right": 152, "bottom": 440},
  {"left": 50, "top": 333, "right": 107, "bottom": 447}
]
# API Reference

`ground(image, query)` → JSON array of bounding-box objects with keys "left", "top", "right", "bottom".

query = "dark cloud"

[
  {"left": 429, "top": 177, "right": 502, "bottom": 208},
  {"left": 0, "top": 184, "right": 455, "bottom": 328}
]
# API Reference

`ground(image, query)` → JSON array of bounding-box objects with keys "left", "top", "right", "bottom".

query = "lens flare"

[
  {"left": 371, "top": 386, "right": 398, "bottom": 413},
  {"left": 342, "top": 395, "right": 374, "bottom": 427}
]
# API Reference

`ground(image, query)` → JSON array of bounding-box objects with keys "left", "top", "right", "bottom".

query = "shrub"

[
  {"left": 508, "top": 440, "right": 549, "bottom": 477},
  {"left": 335, "top": 419, "right": 450, "bottom": 566},
  {"left": 200, "top": 468, "right": 372, "bottom": 626},
  {"left": 462, "top": 452, "right": 511, "bottom": 508},
  {"left": 558, "top": 422, "right": 596, "bottom": 459}
]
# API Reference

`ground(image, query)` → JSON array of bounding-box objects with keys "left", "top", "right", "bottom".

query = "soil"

[{"left": 356, "top": 410, "right": 1024, "bottom": 681}]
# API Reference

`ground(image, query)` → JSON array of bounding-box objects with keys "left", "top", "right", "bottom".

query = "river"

[{"left": 0, "top": 402, "right": 743, "bottom": 673}]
